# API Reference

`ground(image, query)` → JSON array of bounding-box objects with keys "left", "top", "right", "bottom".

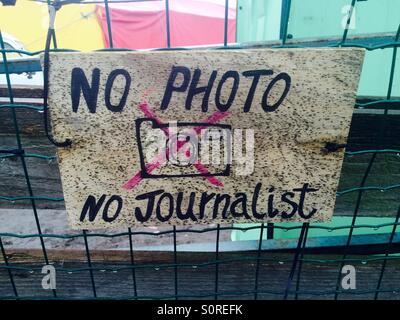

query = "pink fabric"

[{"left": 96, "top": 0, "right": 236, "bottom": 49}]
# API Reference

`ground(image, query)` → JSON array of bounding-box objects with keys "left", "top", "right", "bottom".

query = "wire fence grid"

[{"left": 0, "top": 0, "right": 399, "bottom": 300}]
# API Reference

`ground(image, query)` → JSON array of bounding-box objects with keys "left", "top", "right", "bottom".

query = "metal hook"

[{"left": 42, "top": 3, "right": 72, "bottom": 148}]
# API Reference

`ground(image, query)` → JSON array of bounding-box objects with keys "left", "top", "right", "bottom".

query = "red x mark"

[{"left": 122, "top": 98, "right": 231, "bottom": 190}]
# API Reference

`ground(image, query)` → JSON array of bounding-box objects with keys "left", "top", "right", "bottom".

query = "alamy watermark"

[
  {"left": 341, "top": 264, "right": 356, "bottom": 290},
  {"left": 141, "top": 121, "right": 255, "bottom": 176},
  {"left": 41, "top": 265, "right": 56, "bottom": 290},
  {"left": 341, "top": 4, "right": 356, "bottom": 30},
  {"left": 39, "top": 260, "right": 357, "bottom": 291}
]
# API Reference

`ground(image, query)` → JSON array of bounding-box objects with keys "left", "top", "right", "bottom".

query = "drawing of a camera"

[{"left": 135, "top": 118, "right": 232, "bottom": 179}]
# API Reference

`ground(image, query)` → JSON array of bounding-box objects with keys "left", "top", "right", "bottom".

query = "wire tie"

[
  {"left": 323, "top": 142, "right": 347, "bottom": 153},
  {"left": 0, "top": 149, "right": 25, "bottom": 155}
]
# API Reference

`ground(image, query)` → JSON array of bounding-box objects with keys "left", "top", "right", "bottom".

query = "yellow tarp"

[{"left": 0, "top": 0, "right": 104, "bottom": 51}]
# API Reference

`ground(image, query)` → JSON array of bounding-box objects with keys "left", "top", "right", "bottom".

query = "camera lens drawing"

[{"left": 123, "top": 99, "right": 232, "bottom": 191}]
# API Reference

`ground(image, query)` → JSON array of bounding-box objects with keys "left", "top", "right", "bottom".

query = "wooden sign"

[{"left": 46, "top": 48, "right": 365, "bottom": 229}]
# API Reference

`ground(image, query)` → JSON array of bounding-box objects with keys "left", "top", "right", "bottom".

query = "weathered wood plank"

[
  {"left": 0, "top": 108, "right": 45, "bottom": 136},
  {"left": 0, "top": 251, "right": 399, "bottom": 299},
  {"left": 0, "top": 87, "right": 43, "bottom": 99}
]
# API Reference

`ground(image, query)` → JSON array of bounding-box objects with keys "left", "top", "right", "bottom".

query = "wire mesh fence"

[{"left": 0, "top": 0, "right": 399, "bottom": 300}]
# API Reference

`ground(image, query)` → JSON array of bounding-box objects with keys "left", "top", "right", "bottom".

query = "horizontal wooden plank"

[
  {"left": 1, "top": 246, "right": 399, "bottom": 264},
  {"left": 0, "top": 87, "right": 43, "bottom": 99},
  {"left": 1, "top": 250, "right": 399, "bottom": 299},
  {"left": 0, "top": 58, "right": 41, "bottom": 75}
]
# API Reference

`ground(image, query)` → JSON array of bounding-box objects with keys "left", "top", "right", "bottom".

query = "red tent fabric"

[{"left": 96, "top": 0, "right": 236, "bottom": 49}]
